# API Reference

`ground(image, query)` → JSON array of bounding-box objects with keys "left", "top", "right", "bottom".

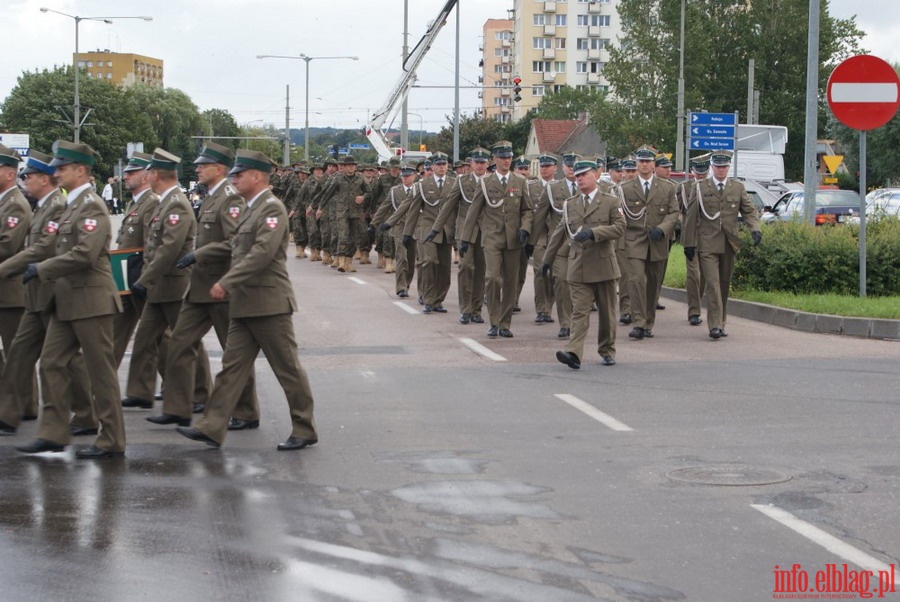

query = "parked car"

[
  {"left": 760, "top": 189, "right": 861, "bottom": 225},
  {"left": 847, "top": 189, "right": 900, "bottom": 224}
]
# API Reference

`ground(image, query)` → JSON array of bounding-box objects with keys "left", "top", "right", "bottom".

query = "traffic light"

[{"left": 512, "top": 76, "right": 522, "bottom": 102}]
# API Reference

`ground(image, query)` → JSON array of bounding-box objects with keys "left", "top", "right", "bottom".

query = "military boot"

[
  {"left": 359, "top": 250, "right": 371, "bottom": 265},
  {"left": 376, "top": 253, "right": 385, "bottom": 269},
  {"left": 295, "top": 245, "right": 306, "bottom": 259},
  {"left": 337, "top": 256, "right": 347, "bottom": 273},
  {"left": 309, "top": 249, "right": 321, "bottom": 262},
  {"left": 347, "top": 256, "right": 357, "bottom": 273},
  {"left": 321, "top": 250, "right": 331, "bottom": 266},
  {"left": 330, "top": 254, "right": 340, "bottom": 269},
  {"left": 385, "top": 258, "right": 395, "bottom": 274}
]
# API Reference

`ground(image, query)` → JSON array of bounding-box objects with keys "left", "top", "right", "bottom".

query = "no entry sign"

[{"left": 827, "top": 55, "right": 900, "bottom": 131}]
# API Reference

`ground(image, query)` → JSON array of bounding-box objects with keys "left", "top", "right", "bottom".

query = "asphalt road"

[{"left": 1, "top": 242, "right": 898, "bottom": 602}]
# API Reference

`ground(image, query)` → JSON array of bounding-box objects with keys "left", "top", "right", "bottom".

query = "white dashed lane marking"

[
  {"left": 458, "top": 337, "right": 507, "bottom": 362},
  {"left": 554, "top": 394, "right": 634, "bottom": 431}
]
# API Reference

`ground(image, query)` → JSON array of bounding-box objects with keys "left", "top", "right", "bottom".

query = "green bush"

[{"left": 732, "top": 219, "right": 900, "bottom": 296}]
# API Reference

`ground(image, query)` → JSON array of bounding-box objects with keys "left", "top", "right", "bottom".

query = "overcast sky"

[{"left": 1, "top": 0, "right": 896, "bottom": 136}]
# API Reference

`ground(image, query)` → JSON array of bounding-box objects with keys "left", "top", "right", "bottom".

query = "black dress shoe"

[
  {"left": 498, "top": 328, "right": 513, "bottom": 338},
  {"left": 0, "top": 419, "right": 17, "bottom": 435},
  {"left": 16, "top": 438, "right": 65, "bottom": 454},
  {"left": 277, "top": 436, "right": 317, "bottom": 451},
  {"left": 543, "top": 314, "right": 555, "bottom": 323},
  {"left": 154, "top": 393, "right": 164, "bottom": 401},
  {"left": 470, "top": 314, "right": 484, "bottom": 324},
  {"left": 176, "top": 426, "right": 220, "bottom": 448},
  {"left": 487, "top": 326, "right": 499, "bottom": 337},
  {"left": 192, "top": 403, "right": 205, "bottom": 414},
  {"left": 418, "top": 295, "right": 424, "bottom": 305},
  {"left": 556, "top": 350, "right": 581, "bottom": 370},
  {"left": 432, "top": 306, "right": 447, "bottom": 313},
  {"left": 146, "top": 414, "right": 190, "bottom": 427},
  {"left": 227, "top": 418, "right": 260, "bottom": 431},
  {"left": 591, "top": 303, "right": 598, "bottom": 312},
  {"left": 709, "top": 328, "right": 723, "bottom": 339},
  {"left": 21, "top": 414, "right": 38, "bottom": 421},
  {"left": 601, "top": 355, "right": 616, "bottom": 366},
  {"left": 619, "top": 313, "right": 633, "bottom": 325},
  {"left": 75, "top": 445, "right": 124, "bottom": 459},
  {"left": 534, "top": 314, "right": 544, "bottom": 323},
  {"left": 512, "top": 305, "right": 521, "bottom": 313},
  {"left": 720, "top": 330, "right": 728, "bottom": 337},
  {"left": 397, "top": 290, "right": 409, "bottom": 298},
  {"left": 644, "top": 330, "right": 654, "bottom": 338},
  {"left": 628, "top": 327, "right": 645, "bottom": 340},
  {"left": 423, "top": 305, "right": 433, "bottom": 313},
  {"left": 656, "top": 303, "right": 666, "bottom": 310},
  {"left": 689, "top": 315, "right": 703, "bottom": 326},
  {"left": 459, "top": 313, "right": 470, "bottom": 324},
  {"left": 122, "top": 396, "right": 153, "bottom": 409},
  {"left": 558, "top": 327, "right": 570, "bottom": 338},
  {"left": 70, "top": 424, "right": 99, "bottom": 436}
]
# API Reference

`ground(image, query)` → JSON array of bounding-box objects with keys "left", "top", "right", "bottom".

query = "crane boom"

[{"left": 366, "top": 0, "right": 458, "bottom": 161}]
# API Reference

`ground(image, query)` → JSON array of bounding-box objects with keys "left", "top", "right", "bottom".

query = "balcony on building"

[
  {"left": 543, "top": 71, "right": 556, "bottom": 83},
  {"left": 542, "top": 48, "right": 556, "bottom": 60},
  {"left": 544, "top": 1, "right": 557, "bottom": 13},
  {"left": 543, "top": 24, "right": 556, "bottom": 36},
  {"left": 587, "top": 72, "right": 601, "bottom": 84},
  {"left": 587, "top": 2, "right": 602, "bottom": 13},
  {"left": 587, "top": 48, "right": 602, "bottom": 60},
  {"left": 588, "top": 25, "right": 601, "bottom": 37}
]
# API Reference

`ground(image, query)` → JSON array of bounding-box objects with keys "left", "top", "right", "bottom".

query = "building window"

[
  {"left": 532, "top": 61, "right": 551, "bottom": 73},
  {"left": 533, "top": 37, "right": 552, "bottom": 49},
  {"left": 576, "top": 61, "right": 587, "bottom": 73},
  {"left": 87, "top": 61, "right": 94, "bottom": 67},
  {"left": 554, "top": 61, "right": 566, "bottom": 72},
  {"left": 591, "top": 15, "right": 611, "bottom": 27},
  {"left": 493, "top": 97, "right": 510, "bottom": 106},
  {"left": 533, "top": 85, "right": 545, "bottom": 96},
  {"left": 494, "top": 64, "right": 505, "bottom": 74},
  {"left": 590, "top": 62, "right": 605, "bottom": 73},
  {"left": 577, "top": 15, "right": 589, "bottom": 26},
  {"left": 555, "top": 14, "right": 567, "bottom": 26},
  {"left": 533, "top": 14, "right": 546, "bottom": 26},
  {"left": 106, "top": 72, "right": 113, "bottom": 79},
  {"left": 495, "top": 30, "right": 510, "bottom": 40},
  {"left": 86, "top": 72, "right": 93, "bottom": 78},
  {"left": 107, "top": 61, "right": 113, "bottom": 67},
  {"left": 555, "top": 37, "right": 566, "bottom": 49},
  {"left": 77, "top": 60, "right": 86, "bottom": 67},
  {"left": 589, "top": 38, "right": 607, "bottom": 50},
  {"left": 576, "top": 38, "right": 589, "bottom": 50}
]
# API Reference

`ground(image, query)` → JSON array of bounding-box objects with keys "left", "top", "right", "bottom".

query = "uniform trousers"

[
  {"left": 318, "top": 213, "right": 331, "bottom": 254},
  {"left": 195, "top": 313, "right": 317, "bottom": 445},
  {"left": 515, "top": 248, "right": 528, "bottom": 305},
  {"left": 327, "top": 211, "right": 340, "bottom": 256},
  {"left": 483, "top": 246, "right": 520, "bottom": 329},
  {"left": 627, "top": 254, "right": 667, "bottom": 331},
  {"left": 113, "top": 293, "right": 145, "bottom": 368},
  {"left": 393, "top": 235, "right": 416, "bottom": 293},
  {"left": 685, "top": 252, "right": 704, "bottom": 318},
  {"left": 550, "top": 254, "right": 572, "bottom": 328},
  {"left": 417, "top": 240, "right": 452, "bottom": 306},
  {"left": 163, "top": 300, "right": 259, "bottom": 420},
  {"left": 699, "top": 247, "right": 736, "bottom": 330},
  {"left": 0, "top": 307, "right": 40, "bottom": 419},
  {"left": 307, "top": 215, "right": 321, "bottom": 251},
  {"left": 567, "top": 280, "right": 617, "bottom": 360},
  {"left": 380, "top": 230, "right": 395, "bottom": 260},
  {"left": 616, "top": 241, "right": 631, "bottom": 318},
  {"left": 38, "top": 314, "right": 125, "bottom": 452},
  {"left": 531, "top": 243, "right": 554, "bottom": 315},
  {"left": 0, "top": 310, "right": 93, "bottom": 428},
  {"left": 457, "top": 240, "right": 485, "bottom": 316},
  {"left": 292, "top": 213, "right": 308, "bottom": 247}
]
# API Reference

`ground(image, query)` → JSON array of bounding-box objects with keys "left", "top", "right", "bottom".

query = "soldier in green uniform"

[
  {"left": 523, "top": 154, "right": 556, "bottom": 326},
  {"left": 0, "top": 151, "right": 92, "bottom": 435},
  {"left": 366, "top": 157, "right": 401, "bottom": 270},
  {"left": 619, "top": 146, "right": 678, "bottom": 340},
  {"left": 604, "top": 158, "right": 632, "bottom": 325},
  {"left": 683, "top": 150, "right": 761, "bottom": 339},
  {"left": 177, "top": 150, "right": 317, "bottom": 451},
  {"left": 373, "top": 164, "right": 418, "bottom": 297},
  {"left": 316, "top": 156, "right": 369, "bottom": 273},
  {"left": 312, "top": 159, "right": 340, "bottom": 268},
  {"left": 680, "top": 154, "right": 710, "bottom": 326},
  {"left": 512, "top": 156, "right": 533, "bottom": 314},
  {"left": 412, "top": 152, "right": 455, "bottom": 313},
  {"left": 303, "top": 163, "right": 325, "bottom": 261},
  {"left": 543, "top": 160, "right": 625, "bottom": 369},
  {"left": 459, "top": 141, "right": 534, "bottom": 338},
  {"left": 290, "top": 165, "right": 310, "bottom": 258},
  {"left": 16, "top": 141, "right": 125, "bottom": 458}
]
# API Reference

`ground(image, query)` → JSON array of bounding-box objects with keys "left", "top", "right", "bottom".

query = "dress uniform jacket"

[
  {"left": 116, "top": 189, "right": 159, "bottom": 249},
  {"left": 619, "top": 177, "right": 679, "bottom": 261},
  {"left": 379, "top": 183, "right": 418, "bottom": 231},
  {"left": 365, "top": 172, "right": 401, "bottom": 215},
  {"left": 683, "top": 178, "right": 760, "bottom": 254},
  {"left": 403, "top": 174, "right": 456, "bottom": 242},
  {"left": 136, "top": 188, "right": 196, "bottom": 303},
  {"left": 219, "top": 190, "right": 297, "bottom": 318},
  {"left": 532, "top": 179, "right": 574, "bottom": 260},
  {"left": 461, "top": 172, "right": 534, "bottom": 249},
  {"left": 190, "top": 181, "right": 245, "bottom": 303},
  {"left": 433, "top": 172, "right": 482, "bottom": 242},
  {"left": 544, "top": 191, "right": 625, "bottom": 283},
  {"left": 0, "top": 186, "right": 33, "bottom": 309}
]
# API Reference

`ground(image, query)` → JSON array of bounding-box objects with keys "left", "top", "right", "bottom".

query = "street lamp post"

[
  {"left": 406, "top": 112, "right": 425, "bottom": 149},
  {"left": 256, "top": 54, "right": 359, "bottom": 161},
  {"left": 40, "top": 8, "right": 153, "bottom": 143}
]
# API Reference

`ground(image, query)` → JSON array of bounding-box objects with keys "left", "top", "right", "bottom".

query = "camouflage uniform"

[{"left": 318, "top": 168, "right": 369, "bottom": 270}]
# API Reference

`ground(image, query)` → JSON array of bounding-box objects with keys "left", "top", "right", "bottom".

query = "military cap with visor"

[
  {"left": 20, "top": 150, "right": 55, "bottom": 176},
  {"left": 148, "top": 148, "right": 182, "bottom": 171},
  {"left": 49, "top": 140, "right": 97, "bottom": 168},
  {"left": 689, "top": 153, "right": 712, "bottom": 174},
  {"left": 229, "top": 149, "right": 276, "bottom": 175},
  {"left": 634, "top": 145, "right": 657, "bottom": 161},
  {"left": 0, "top": 144, "right": 21, "bottom": 169},
  {"left": 710, "top": 150, "right": 733, "bottom": 166},
  {"left": 621, "top": 157, "right": 638, "bottom": 171},
  {"left": 606, "top": 156, "right": 622, "bottom": 171},
  {"left": 538, "top": 154, "right": 558, "bottom": 166},
  {"left": 562, "top": 153, "right": 580, "bottom": 167},
  {"left": 654, "top": 155, "right": 673, "bottom": 168},
  {"left": 123, "top": 151, "right": 153, "bottom": 173},
  {"left": 469, "top": 147, "right": 491, "bottom": 162},
  {"left": 194, "top": 141, "right": 235, "bottom": 166},
  {"left": 430, "top": 152, "right": 449, "bottom": 164},
  {"left": 491, "top": 140, "right": 514, "bottom": 158},
  {"left": 573, "top": 160, "right": 599, "bottom": 176},
  {"left": 512, "top": 155, "right": 530, "bottom": 169}
]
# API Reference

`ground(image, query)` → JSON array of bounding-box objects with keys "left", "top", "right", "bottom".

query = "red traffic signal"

[
  {"left": 512, "top": 76, "right": 521, "bottom": 85},
  {"left": 512, "top": 76, "right": 522, "bottom": 102}
]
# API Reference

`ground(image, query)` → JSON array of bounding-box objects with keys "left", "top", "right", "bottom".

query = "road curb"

[{"left": 661, "top": 287, "right": 900, "bottom": 341}]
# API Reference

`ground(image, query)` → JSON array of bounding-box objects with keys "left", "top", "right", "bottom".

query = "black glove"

[
  {"left": 525, "top": 244, "right": 534, "bottom": 258},
  {"left": 751, "top": 230, "right": 762, "bottom": 246},
  {"left": 367, "top": 225, "right": 376, "bottom": 237},
  {"left": 573, "top": 229, "right": 593, "bottom": 243},
  {"left": 648, "top": 227, "right": 665, "bottom": 241},
  {"left": 541, "top": 263, "right": 551, "bottom": 277},
  {"left": 674, "top": 221, "right": 682, "bottom": 237},
  {"left": 458, "top": 241, "right": 469, "bottom": 258},
  {"left": 424, "top": 229, "right": 438, "bottom": 243},
  {"left": 402, "top": 235, "right": 413, "bottom": 249},
  {"left": 379, "top": 223, "right": 392, "bottom": 232},
  {"left": 517, "top": 230, "right": 528, "bottom": 246},
  {"left": 130, "top": 282, "right": 148, "bottom": 300},
  {"left": 22, "top": 263, "right": 39, "bottom": 284},
  {"left": 684, "top": 247, "right": 696, "bottom": 262},
  {"left": 176, "top": 252, "right": 196, "bottom": 269}
]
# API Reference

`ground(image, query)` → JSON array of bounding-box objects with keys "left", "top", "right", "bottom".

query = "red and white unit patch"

[
  {"left": 228, "top": 206, "right": 241, "bottom": 219},
  {"left": 83, "top": 218, "right": 97, "bottom": 231},
  {"left": 266, "top": 217, "right": 279, "bottom": 229},
  {"left": 6, "top": 216, "right": 19, "bottom": 228},
  {"left": 45, "top": 221, "right": 59, "bottom": 234},
  {"left": 167, "top": 214, "right": 180, "bottom": 225}
]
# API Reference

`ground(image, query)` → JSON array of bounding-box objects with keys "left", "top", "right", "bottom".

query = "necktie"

[
  {"left": 583, "top": 194, "right": 589, "bottom": 207},
  {"left": 406, "top": 187, "right": 412, "bottom": 198},
  {"left": 571, "top": 182, "right": 576, "bottom": 196},
  {"left": 501, "top": 176, "right": 507, "bottom": 187},
  {"left": 718, "top": 183, "right": 724, "bottom": 192},
  {"left": 644, "top": 181, "right": 650, "bottom": 196},
  {"left": 437, "top": 178, "right": 443, "bottom": 190}
]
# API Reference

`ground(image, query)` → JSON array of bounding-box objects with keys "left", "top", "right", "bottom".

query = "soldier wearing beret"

[
  {"left": 0, "top": 151, "right": 92, "bottom": 435},
  {"left": 147, "top": 142, "right": 260, "bottom": 428},
  {"left": 15, "top": 140, "right": 125, "bottom": 458},
  {"left": 177, "top": 150, "right": 317, "bottom": 451}
]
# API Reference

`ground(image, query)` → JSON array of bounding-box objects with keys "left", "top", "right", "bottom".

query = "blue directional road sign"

[
  {"left": 690, "top": 112, "right": 737, "bottom": 126},
  {"left": 348, "top": 143, "right": 371, "bottom": 150},
  {"left": 690, "top": 138, "right": 736, "bottom": 150},
  {"left": 689, "top": 111, "right": 737, "bottom": 150},
  {"left": 690, "top": 125, "right": 735, "bottom": 138}
]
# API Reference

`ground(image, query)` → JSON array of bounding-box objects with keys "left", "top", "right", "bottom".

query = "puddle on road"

[{"left": 391, "top": 480, "right": 558, "bottom": 524}]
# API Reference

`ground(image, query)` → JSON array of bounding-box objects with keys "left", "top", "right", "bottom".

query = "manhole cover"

[{"left": 666, "top": 466, "right": 792, "bottom": 486}]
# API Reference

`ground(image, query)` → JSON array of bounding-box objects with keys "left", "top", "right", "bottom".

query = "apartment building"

[
  {"left": 482, "top": 1, "right": 622, "bottom": 122},
  {"left": 481, "top": 19, "right": 515, "bottom": 123},
  {"left": 75, "top": 51, "right": 164, "bottom": 88}
]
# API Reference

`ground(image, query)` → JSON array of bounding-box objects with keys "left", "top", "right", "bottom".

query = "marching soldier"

[
  {"left": 683, "top": 150, "right": 762, "bottom": 339},
  {"left": 316, "top": 156, "right": 369, "bottom": 273},
  {"left": 543, "top": 160, "right": 625, "bottom": 369},
  {"left": 526, "top": 154, "right": 557, "bottom": 327},
  {"left": 374, "top": 163, "right": 418, "bottom": 298},
  {"left": 16, "top": 140, "right": 125, "bottom": 458},
  {"left": 303, "top": 163, "right": 326, "bottom": 261},
  {"left": 413, "top": 152, "right": 455, "bottom": 314},
  {"left": 289, "top": 165, "right": 310, "bottom": 259},
  {"left": 431, "top": 148, "right": 490, "bottom": 325},
  {"left": 366, "top": 157, "right": 401, "bottom": 270},
  {"left": 606, "top": 158, "right": 633, "bottom": 325},
  {"left": 532, "top": 153, "right": 576, "bottom": 338},
  {"left": 122, "top": 149, "right": 198, "bottom": 409},
  {"left": 680, "top": 154, "right": 711, "bottom": 326},
  {"left": 147, "top": 142, "right": 260, "bottom": 428},
  {"left": 312, "top": 159, "right": 340, "bottom": 268},
  {"left": 0, "top": 151, "right": 92, "bottom": 435},
  {"left": 177, "top": 150, "right": 317, "bottom": 451},
  {"left": 619, "top": 146, "right": 679, "bottom": 340},
  {"left": 512, "top": 156, "right": 534, "bottom": 314},
  {"left": 459, "top": 141, "right": 533, "bottom": 338}
]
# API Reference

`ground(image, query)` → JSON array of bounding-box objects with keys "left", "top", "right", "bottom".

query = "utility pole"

[
  {"left": 453, "top": 1, "right": 461, "bottom": 162},
  {"left": 675, "top": 0, "right": 686, "bottom": 171},
  {"left": 283, "top": 84, "right": 290, "bottom": 165},
  {"left": 802, "top": 0, "right": 820, "bottom": 225},
  {"left": 401, "top": 0, "right": 410, "bottom": 153}
]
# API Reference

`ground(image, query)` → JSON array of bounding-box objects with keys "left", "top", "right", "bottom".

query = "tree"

[
  {"left": 202, "top": 108, "right": 242, "bottom": 147},
  {"left": 428, "top": 113, "right": 507, "bottom": 158}
]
